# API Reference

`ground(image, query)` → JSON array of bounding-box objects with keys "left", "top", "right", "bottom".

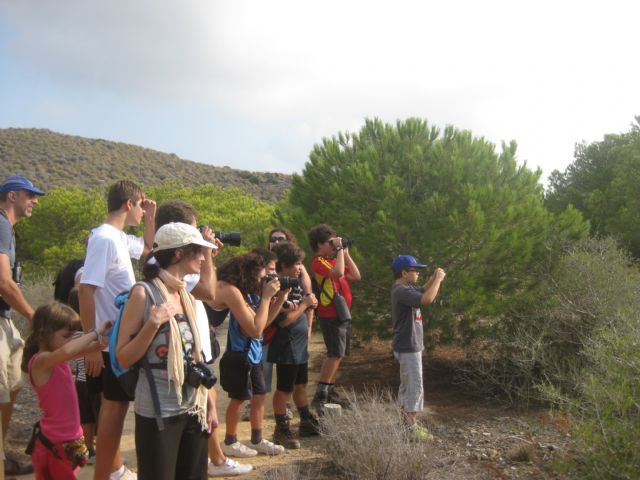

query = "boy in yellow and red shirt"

[{"left": 308, "top": 224, "right": 361, "bottom": 412}]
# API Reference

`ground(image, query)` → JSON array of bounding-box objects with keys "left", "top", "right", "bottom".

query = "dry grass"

[
  {"left": 13, "top": 272, "right": 55, "bottom": 335},
  {"left": 318, "top": 389, "right": 435, "bottom": 480}
]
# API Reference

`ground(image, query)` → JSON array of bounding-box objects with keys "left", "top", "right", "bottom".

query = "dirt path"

[{"left": 7, "top": 329, "right": 572, "bottom": 480}]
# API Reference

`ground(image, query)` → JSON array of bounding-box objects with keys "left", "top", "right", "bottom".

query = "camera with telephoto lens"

[
  {"left": 198, "top": 225, "right": 242, "bottom": 247},
  {"left": 264, "top": 274, "right": 300, "bottom": 291},
  {"left": 185, "top": 361, "right": 217, "bottom": 389}
]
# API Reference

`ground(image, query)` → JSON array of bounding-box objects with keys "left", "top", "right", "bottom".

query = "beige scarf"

[{"left": 153, "top": 270, "right": 208, "bottom": 431}]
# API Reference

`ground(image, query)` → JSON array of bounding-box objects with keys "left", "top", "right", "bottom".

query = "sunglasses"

[
  {"left": 270, "top": 236, "right": 287, "bottom": 243},
  {"left": 405, "top": 268, "right": 420, "bottom": 273}
]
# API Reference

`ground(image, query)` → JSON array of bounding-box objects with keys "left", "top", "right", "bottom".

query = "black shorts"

[
  {"left": 275, "top": 363, "right": 308, "bottom": 393},
  {"left": 76, "top": 380, "right": 102, "bottom": 424},
  {"left": 319, "top": 317, "right": 351, "bottom": 358},
  {"left": 228, "top": 362, "right": 267, "bottom": 401},
  {"left": 85, "top": 352, "right": 134, "bottom": 402}
]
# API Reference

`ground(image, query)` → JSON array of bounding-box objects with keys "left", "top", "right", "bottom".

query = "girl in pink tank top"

[{"left": 22, "top": 302, "right": 112, "bottom": 479}]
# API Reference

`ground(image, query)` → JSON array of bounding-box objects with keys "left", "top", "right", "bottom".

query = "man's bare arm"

[
  {"left": 0, "top": 254, "right": 34, "bottom": 321},
  {"left": 78, "top": 283, "right": 104, "bottom": 377}
]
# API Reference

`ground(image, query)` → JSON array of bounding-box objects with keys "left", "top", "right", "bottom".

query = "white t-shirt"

[{"left": 81, "top": 224, "right": 144, "bottom": 338}]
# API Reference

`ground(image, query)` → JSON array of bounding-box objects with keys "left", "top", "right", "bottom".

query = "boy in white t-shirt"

[{"left": 79, "top": 180, "right": 156, "bottom": 480}]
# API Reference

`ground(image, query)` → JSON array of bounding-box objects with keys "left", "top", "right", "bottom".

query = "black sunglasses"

[{"left": 270, "top": 236, "right": 287, "bottom": 243}]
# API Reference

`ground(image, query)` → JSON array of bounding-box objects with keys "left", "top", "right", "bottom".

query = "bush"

[
  {"left": 457, "top": 237, "right": 640, "bottom": 477},
  {"left": 318, "top": 390, "right": 434, "bottom": 480},
  {"left": 460, "top": 237, "right": 640, "bottom": 403},
  {"left": 553, "top": 317, "right": 640, "bottom": 479}
]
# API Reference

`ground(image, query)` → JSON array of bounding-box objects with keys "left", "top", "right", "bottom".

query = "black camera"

[
  {"left": 198, "top": 226, "right": 242, "bottom": 247},
  {"left": 185, "top": 361, "right": 217, "bottom": 389},
  {"left": 341, "top": 239, "right": 355, "bottom": 249},
  {"left": 12, "top": 261, "right": 23, "bottom": 285},
  {"left": 282, "top": 287, "right": 304, "bottom": 309},
  {"left": 279, "top": 276, "right": 300, "bottom": 290},
  {"left": 265, "top": 274, "right": 300, "bottom": 291}
]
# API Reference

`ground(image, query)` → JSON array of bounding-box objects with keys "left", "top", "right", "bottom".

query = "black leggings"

[{"left": 135, "top": 413, "right": 208, "bottom": 480}]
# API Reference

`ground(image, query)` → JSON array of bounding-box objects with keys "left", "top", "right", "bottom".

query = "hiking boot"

[
  {"left": 4, "top": 456, "right": 33, "bottom": 476},
  {"left": 327, "top": 389, "right": 352, "bottom": 409},
  {"left": 249, "top": 438, "right": 285, "bottom": 455},
  {"left": 407, "top": 424, "right": 434, "bottom": 442},
  {"left": 299, "top": 414, "right": 321, "bottom": 437},
  {"left": 285, "top": 402, "right": 294, "bottom": 420},
  {"left": 273, "top": 421, "right": 301, "bottom": 449},
  {"left": 311, "top": 391, "right": 328, "bottom": 415}
]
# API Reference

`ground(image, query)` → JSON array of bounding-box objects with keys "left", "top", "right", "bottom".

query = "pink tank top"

[{"left": 28, "top": 353, "right": 83, "bottom": 442}]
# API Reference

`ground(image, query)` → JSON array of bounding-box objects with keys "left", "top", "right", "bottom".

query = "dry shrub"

[
  {"left": 318, "top": 389, "right": 434, "bottom": 480},
  {"left": 507, "top": 443, "right": 536, "bottom": 463},
  {"left": 12, "top": 272, "right": 55, "bottom": 334},
  {"left": 260, "top": 462, "right": 321, "bottom": 480}
]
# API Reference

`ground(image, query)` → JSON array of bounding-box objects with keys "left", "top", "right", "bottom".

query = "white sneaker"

[
  {"left": 110, "top": 465, "right": 137, "bottom": 480},
  {"left": 221, "top": 441, "right": 258, "bottom": 458},
  {"left": 249, "top": 438, "right": 285, "bottom": 455},
  {"left": 208, "top": 458, "right": 253, "bottom": 477}
]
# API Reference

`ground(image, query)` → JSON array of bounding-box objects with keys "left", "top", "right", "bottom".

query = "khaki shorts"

[{"left": 0, "top": 316, "right": 25, "bottom": 403}]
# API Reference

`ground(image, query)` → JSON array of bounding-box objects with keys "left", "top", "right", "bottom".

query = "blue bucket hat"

[
  {"left": 0, "top": 175, "right": 45, "bottom": 196},
  {"left": 391, "top": 255, "right": 427, "bottom": 273}
]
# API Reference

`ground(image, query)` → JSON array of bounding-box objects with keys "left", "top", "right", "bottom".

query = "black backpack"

[{"left": 53, "top": 259, "right": 85, "bottom": 304}]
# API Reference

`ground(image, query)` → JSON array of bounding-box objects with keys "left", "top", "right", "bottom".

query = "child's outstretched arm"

[{"left": 31, "top": 322, "right": 112, "bottom": 386}]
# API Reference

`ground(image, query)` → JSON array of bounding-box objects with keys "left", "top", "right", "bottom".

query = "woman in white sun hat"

[{"left": 116, "top": 222, "right": 217, "bottom": 480}]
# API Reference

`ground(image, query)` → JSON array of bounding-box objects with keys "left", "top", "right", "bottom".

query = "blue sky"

[{"left": 1, "top": 1, "right": 639, "bottom": 183}]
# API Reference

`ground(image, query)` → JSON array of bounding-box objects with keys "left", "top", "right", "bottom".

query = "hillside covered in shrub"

[{"left": 0, "top": 128, "right": 291, "bottom": 203}]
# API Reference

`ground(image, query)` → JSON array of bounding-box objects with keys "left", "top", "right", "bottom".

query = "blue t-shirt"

[
  {"left": 0, "top": 212, "right": 16, "bottom": 318},
  {"left": 227, "top": 294, "right": 263, "bottom": 365}
]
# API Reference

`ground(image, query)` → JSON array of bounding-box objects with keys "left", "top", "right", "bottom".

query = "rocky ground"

[{"left": 6, "top": 330, "right": 575, "bottom": 479}]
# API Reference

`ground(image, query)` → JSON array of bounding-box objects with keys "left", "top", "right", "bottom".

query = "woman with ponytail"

[{"left": 115, "top": 222, "right": 216, "bottom": 480}]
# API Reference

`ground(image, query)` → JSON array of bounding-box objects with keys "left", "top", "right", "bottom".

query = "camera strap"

[{"left": 319, "top": 276, "right": 343, "bottom": 303}]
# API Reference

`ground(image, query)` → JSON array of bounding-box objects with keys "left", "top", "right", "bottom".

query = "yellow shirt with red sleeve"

[{"left": 311, "top": 254, "right": 353, "bottom": 318}]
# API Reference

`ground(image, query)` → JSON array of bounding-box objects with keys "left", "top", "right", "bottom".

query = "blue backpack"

[{"left": 108, "top": 281, "right": 162, "bottom": 398}]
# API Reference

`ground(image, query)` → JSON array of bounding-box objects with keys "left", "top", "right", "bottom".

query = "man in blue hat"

[
  {"left": 390, "top": 255, "right": 445, "bottom": 442},
  {"left": 0, "top": 175, "right": 45, "bottom": 476}
]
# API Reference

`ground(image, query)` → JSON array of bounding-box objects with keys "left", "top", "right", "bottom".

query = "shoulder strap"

[
  {"left": 137, "top": 280, "right": 165, "bottom": 431},
  {"left": 319, "top": 276, "right": 336, "bottom": 301}
]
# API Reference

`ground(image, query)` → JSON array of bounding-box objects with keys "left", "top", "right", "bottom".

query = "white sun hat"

[{"left": 153, "top": 222, "right": 216, "bottom": 252}]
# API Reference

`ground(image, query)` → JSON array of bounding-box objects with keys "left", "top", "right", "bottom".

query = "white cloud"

[{"left": 1, "top": 0, "right": 639, "bottom": 178}]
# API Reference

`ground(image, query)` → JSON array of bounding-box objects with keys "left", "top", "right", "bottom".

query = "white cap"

[{"left": 153, "top": 222, "right": 216, "bottom": 252}]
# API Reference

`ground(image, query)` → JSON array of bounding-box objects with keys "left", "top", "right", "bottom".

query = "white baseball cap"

[{"left": 153, "top": 222, "right": 216, "bottom": 252}]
